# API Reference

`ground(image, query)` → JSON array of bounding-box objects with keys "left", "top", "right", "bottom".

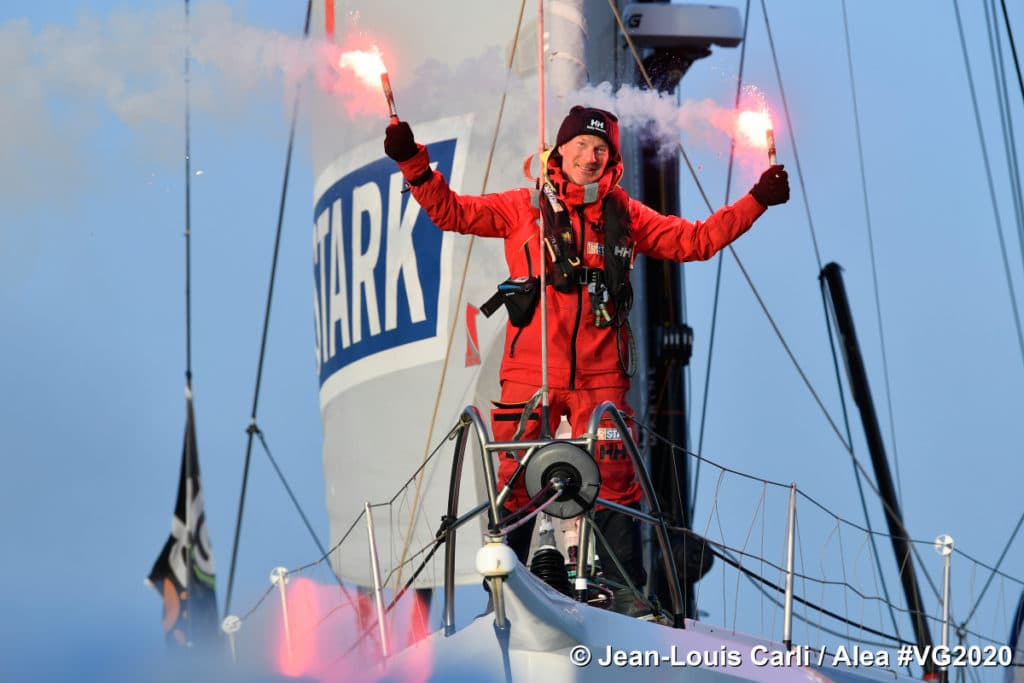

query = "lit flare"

[
  {"left": 735, "top": 109, "right": 772, "bottom": 150},
  {"left": 338, "top": 45, "right": 398, "bottom": 121},
  {"left": 338, "top": 46, "right": 386, "bottom": 86}
]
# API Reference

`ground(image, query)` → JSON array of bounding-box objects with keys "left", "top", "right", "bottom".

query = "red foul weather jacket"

[{"left": 397, "top": 146, "right": 766, "bottom": 391}]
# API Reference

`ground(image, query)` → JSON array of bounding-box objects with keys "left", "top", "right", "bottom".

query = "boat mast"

[
  {"left": 821, "top": 262, "right": 937, "bottom": 679},
  {"left": 629, "top": 0, "right": 718, "bottom": 619}
]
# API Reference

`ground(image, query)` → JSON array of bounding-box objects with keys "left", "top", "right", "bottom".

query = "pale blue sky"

[{"left": 2, "top": 1, "right": 1023, "bottom": 681}]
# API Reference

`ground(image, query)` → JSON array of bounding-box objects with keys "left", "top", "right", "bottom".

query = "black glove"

[
  {"left": 384, "top": 120, "right": 418, "bottom": 162},
  {"left": 750, "top": 164, "right": 790, "bottom": 206}
]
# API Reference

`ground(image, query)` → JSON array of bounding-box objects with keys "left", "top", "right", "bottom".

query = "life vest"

[
  {"left": 483, "top": 150, "right": 639, "bottom": 376},
  {"left": 536, "top": 154, "right": 636, "bottom": 330}
]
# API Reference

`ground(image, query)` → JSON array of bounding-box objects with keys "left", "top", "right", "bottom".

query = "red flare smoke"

[{"left": 338, "top": 45, "right": 397, "bottom": 120}]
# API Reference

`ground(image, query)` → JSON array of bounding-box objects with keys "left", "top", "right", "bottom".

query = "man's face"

[{"left": 558, "top": 134, "right": 609, "bottom": 185}]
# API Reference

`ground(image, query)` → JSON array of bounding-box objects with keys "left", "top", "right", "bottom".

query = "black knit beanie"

[{"left": 555, "top": 105, "right": 620, "bottom": 161}]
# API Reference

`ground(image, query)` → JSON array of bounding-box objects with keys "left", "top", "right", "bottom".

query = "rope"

[
  {"left": 393, "top": 0, "right": 528, "bottom": 588},
  {"left": 224, "top": 0, "right": 313, "bottom": 618}
]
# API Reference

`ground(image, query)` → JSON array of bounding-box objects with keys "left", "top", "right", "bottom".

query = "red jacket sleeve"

[
  {"left": 629, "top": 193, "right": 767, "bottom": 262},
  {"left": 397, "top": 146, "right": 528, "bottom": 238}
]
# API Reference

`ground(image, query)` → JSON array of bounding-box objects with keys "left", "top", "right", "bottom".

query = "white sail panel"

[{"left": 310, "top": 0, "right": 539, "bottom": 588}]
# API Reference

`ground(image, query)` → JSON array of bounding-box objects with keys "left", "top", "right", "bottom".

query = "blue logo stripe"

[{"left": 313, "top": 139, "right": 457, "bottom": 387}]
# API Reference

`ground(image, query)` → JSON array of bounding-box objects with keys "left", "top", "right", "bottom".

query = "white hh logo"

[{"left": 586, "top": 118, "right": 606, "bottom": 133}]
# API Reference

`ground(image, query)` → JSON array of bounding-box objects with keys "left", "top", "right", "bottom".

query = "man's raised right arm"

[{"left": 385, "top": 120, "right": 524, "bottom": 238}]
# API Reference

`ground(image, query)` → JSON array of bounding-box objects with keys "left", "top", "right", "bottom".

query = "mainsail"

[{"left": 310, "top": 1, "right": 555, "bottom": 587}]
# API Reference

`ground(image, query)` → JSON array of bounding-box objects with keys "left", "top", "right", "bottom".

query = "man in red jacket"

[{"left": 385, "top": 106, "right": 788, "bottom": 609}]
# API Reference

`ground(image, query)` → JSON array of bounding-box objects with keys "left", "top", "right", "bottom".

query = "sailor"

[{"left": 384, "top": 105, "right": 789, "bottom": 611}]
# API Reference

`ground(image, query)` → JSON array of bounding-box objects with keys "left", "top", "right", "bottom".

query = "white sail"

[{"left": 310, "top": 1, "right": 556, "bottom": 588}]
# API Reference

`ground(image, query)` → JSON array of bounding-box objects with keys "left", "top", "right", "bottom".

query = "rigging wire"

[
  {"left": 692, "top": 0, "right": 752, "bottom": 525},
  {"left": 708, "top": 540, "right": 915, "bottom": 649},
  {"left": 951, "top": 0, "right": 1024, "bottom": 386},
  {"left": 625, "top": 3, "right": 949, "bottom": 635},
  {"left": 235, "top": 418, "right": 455, "bottom": 621},
  {"left": 181, "top": 0, "right": 196, "bottom": 647},
  {"left": 609, "top": 1, "right": 853, "bottom": 456},
  {"left": 184, "top": 0, "right": 193, "bottom": 389},
  {"left": 840, "top": 0, "right": 904, "bottom": 509},
  {"left": 819, "top": 278, "right": 905, "bottom": 646},
  {"left": 951, "top": 0, "right": 1024, "bottom": 627},
  {"left": 759, "top": 0, "right": 822, "bottom": 270},
  {"left": 837, "top": 0, "right": 905, "bottom": 645},
  {"left": 985, "top": 0, "right": 1024, "bottom": 278},
  {"left": 230, "top": 409, "right": 1024, "bottom": 658},
  {"left": 251, "top": 427, "right": 347, "bottom": 592},
  {"left": 634, "top": 411, "right": 951, "bottom": 617},
  {"left": 224, "top": 0, "right": 313, "bottom": 618},
  {"left": 392, "top": 0, "right": 528, "bottom": 587},
  {"left": 961, "top": 508, "right": 1024, "bottom": 628},
  {"left": 611, "top": 2, "right": 861, "bottom": 573},
  {"left": 1001, "top": 0, "right": 1024, "bottom": 104},
  {"left": 725, "top": 0, "right": 977, "bottom": 634},
  {"left": 946, "top": 15, "right": 1024, "bottom": 626}
]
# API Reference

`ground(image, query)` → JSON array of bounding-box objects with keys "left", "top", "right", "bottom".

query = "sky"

[{"left": 2, "top": 1, "right": 1024, "bottom": 681}]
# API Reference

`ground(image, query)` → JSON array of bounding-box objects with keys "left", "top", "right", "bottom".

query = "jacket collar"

[{"left": 543, "top": 151, "right": 623, "bottom": 209}]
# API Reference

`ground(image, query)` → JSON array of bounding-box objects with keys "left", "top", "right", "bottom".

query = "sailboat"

[{"left": 212, "top": 0, "right": 1024, "bottom": 680}]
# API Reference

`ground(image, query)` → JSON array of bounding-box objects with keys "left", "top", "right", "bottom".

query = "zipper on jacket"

[{"left": 567, "top": 207, "right": 586, "bottom": 389}]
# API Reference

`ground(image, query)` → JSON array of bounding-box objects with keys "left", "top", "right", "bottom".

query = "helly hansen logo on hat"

[{"left": 556, "top": 106, "right": 621, "bottom": 159}]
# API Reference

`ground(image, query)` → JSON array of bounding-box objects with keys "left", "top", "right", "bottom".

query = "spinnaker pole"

[{"left": 821, "top": 262, "right": 937, "bottom": 679}]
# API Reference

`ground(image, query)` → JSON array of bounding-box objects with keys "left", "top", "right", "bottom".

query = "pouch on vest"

[{"left": 480, "top": 276, "right": 540, "bottom": 327}]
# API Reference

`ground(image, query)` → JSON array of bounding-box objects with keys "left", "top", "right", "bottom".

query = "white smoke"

[
  {"left": 0, "top": 3, "right": 753, "bottom": 212},
  {"left": 568, "top": 82, "right": 745, "bottom": 158},
  {"left": 0, "top": 3, "right": 340, "bottom": 209}
]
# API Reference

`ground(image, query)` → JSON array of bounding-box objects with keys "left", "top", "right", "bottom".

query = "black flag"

[{"left": 147, "top": 391, "right": 220, "bottom": 649}]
